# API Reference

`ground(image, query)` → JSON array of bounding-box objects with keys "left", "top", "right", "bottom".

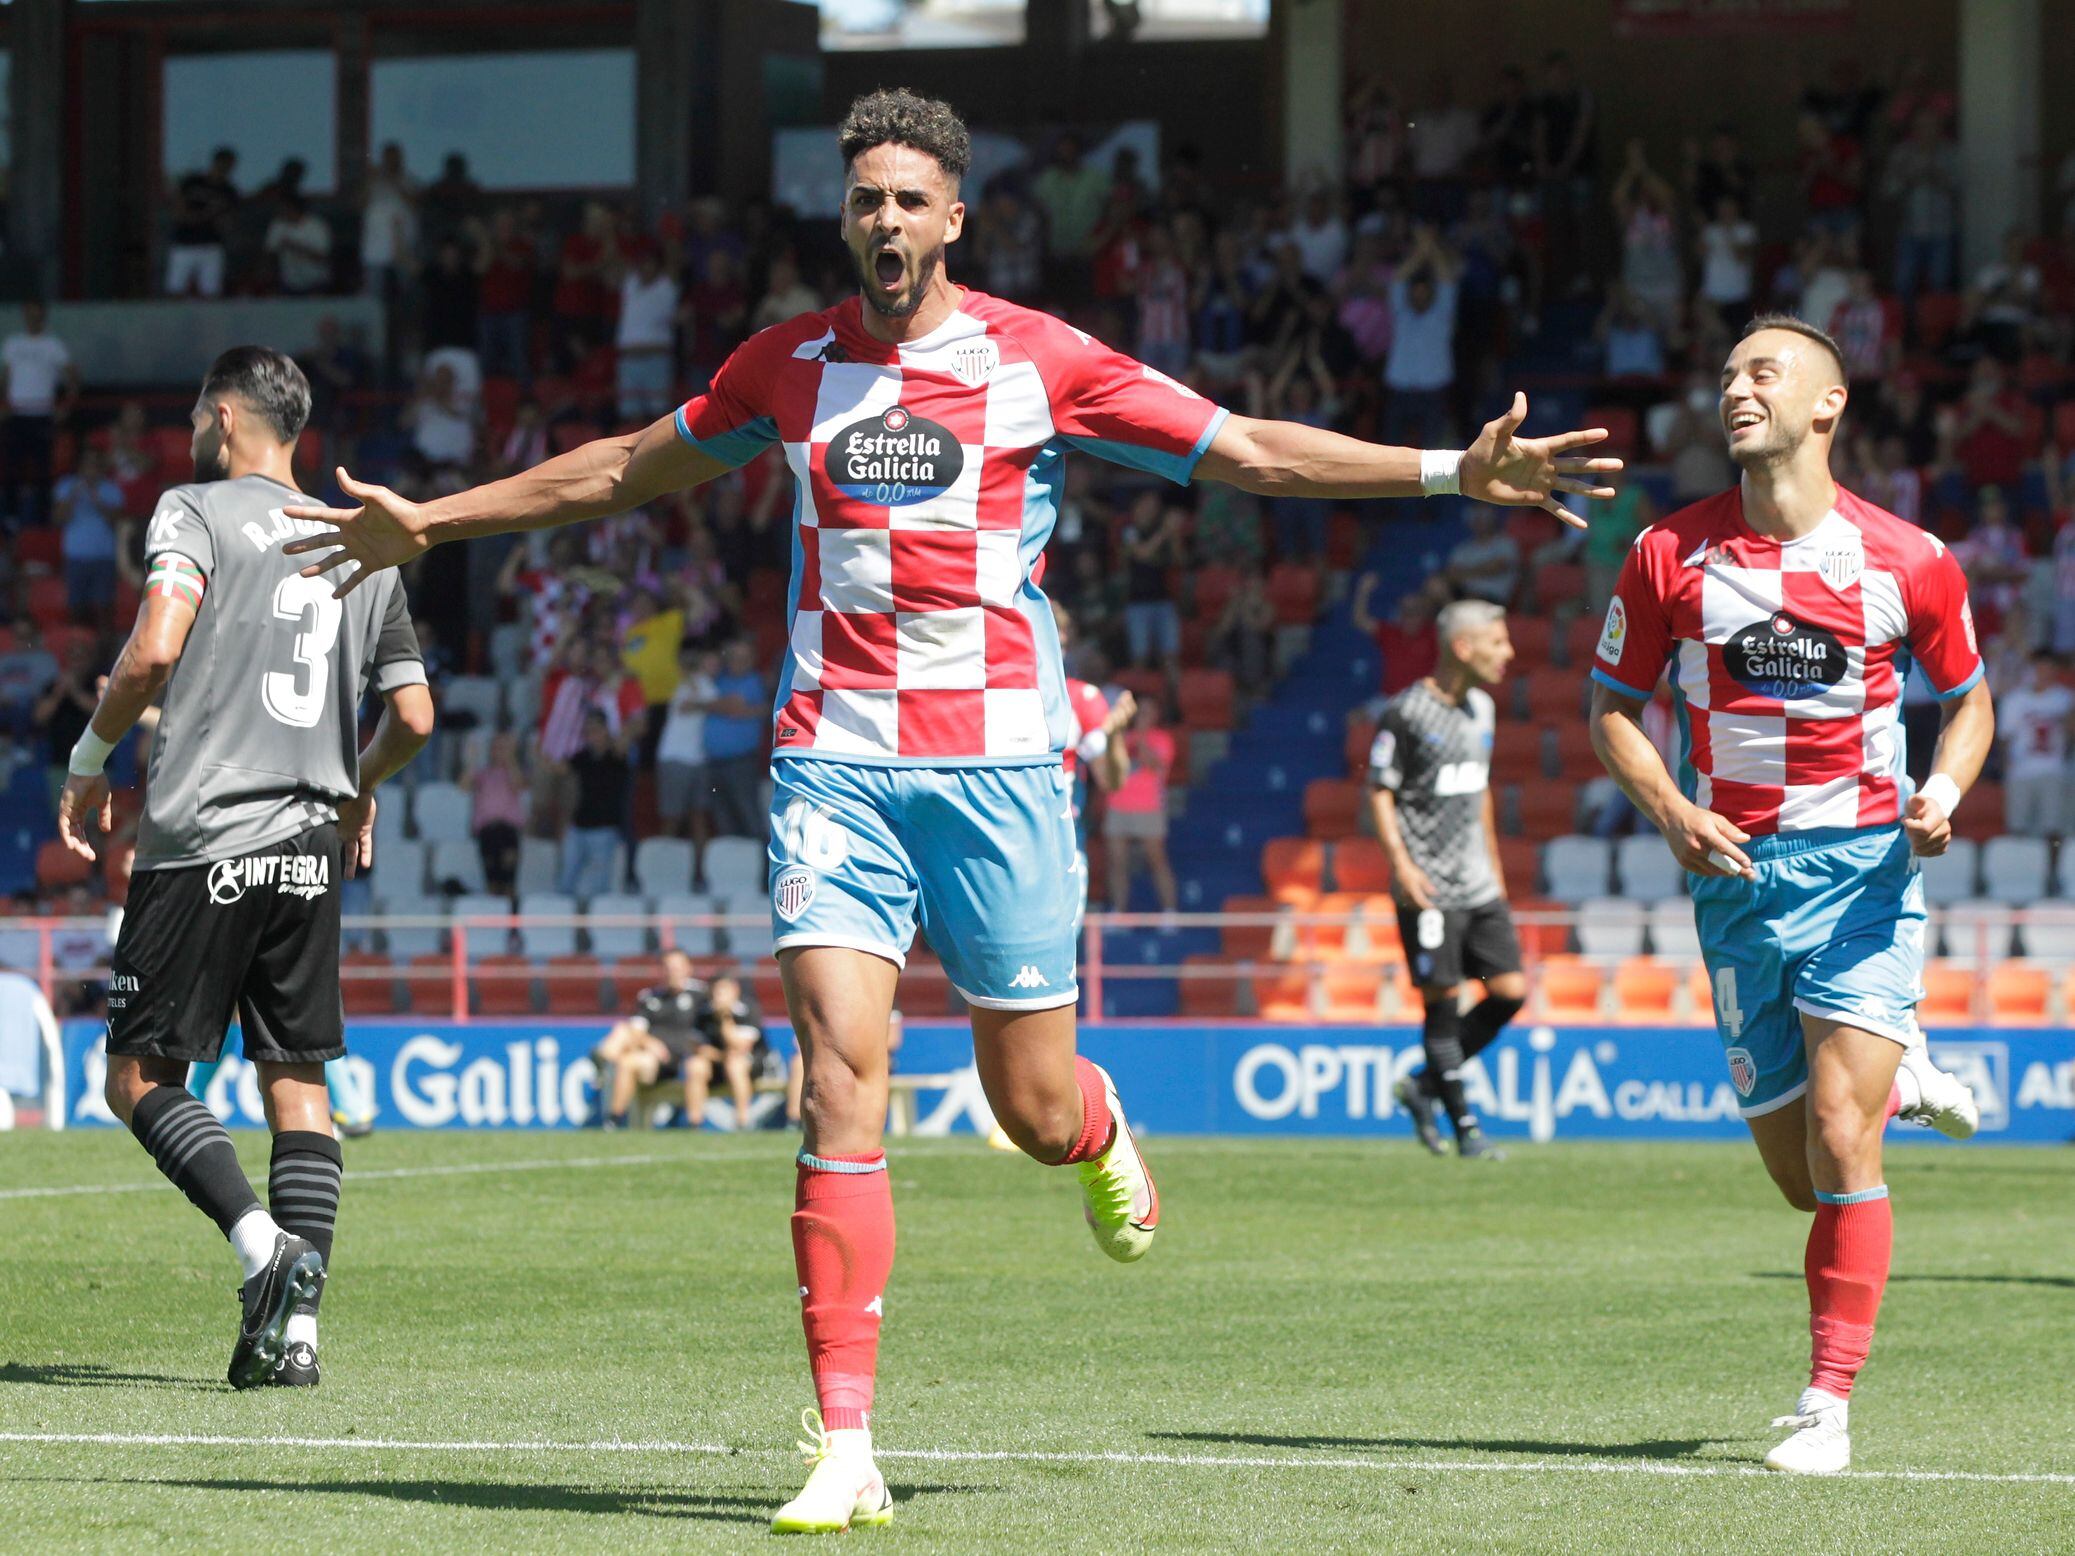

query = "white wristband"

[
  {"left": 1419, "top": 449, "right": 1464, "bottom": 498},
  {"left": 68, "top": 727, "right": 115, "bottom": 778},
  {"left": 1917, "top": 774, "right": 1961, "bottom": 818}
]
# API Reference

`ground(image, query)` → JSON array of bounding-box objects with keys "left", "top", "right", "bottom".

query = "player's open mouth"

[
  {"left": 1727, "top": 409, "right": 1764, "bottom": 437},
  {"left": 873, "top": 250, "right": 905, "bottom": 291}
]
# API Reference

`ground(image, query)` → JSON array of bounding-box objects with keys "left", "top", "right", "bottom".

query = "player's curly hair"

[{"left": 838, "top": 88, "right": 972, "bottom": 183}]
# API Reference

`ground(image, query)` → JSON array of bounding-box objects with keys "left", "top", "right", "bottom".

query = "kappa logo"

[
  {"left": 773, "top": 866, "right": 817, "bottom": 924},
  {"left": 1597, "top": 597, "right": 1628, "bottom": 665},
  {"left": 1007, "top": 966, "right": 1051, "bottom": 990},
  {"left": 208, "top": 853, "right": 332, "bottom": 905},
  {"left": 864, "top": 1294, "right": 884, "bottom": 1317},
  {"left": 1725, "top": 1046, "right": 1758, "bottom": 1097}
]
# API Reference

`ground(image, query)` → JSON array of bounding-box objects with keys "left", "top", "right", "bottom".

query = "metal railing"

[{"left": 6, "top": 905, "right": 2073, "bottom": 1027}]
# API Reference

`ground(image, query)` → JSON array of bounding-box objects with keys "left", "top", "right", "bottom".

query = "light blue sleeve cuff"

[
  {"left": 1933, "top": 662, "right": 1985, "bottom": 702},
  {"left": 1590, "top": 667, "right": 1653, "bottom": 703}
]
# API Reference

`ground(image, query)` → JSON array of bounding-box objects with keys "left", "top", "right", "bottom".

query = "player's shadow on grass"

[
  {"left": 0, "top": 1362, "right": 203, "bottom": 1390},
  {"left": 127, "top": 1476, "right": 965, "bottom": 1525},
  {"left": 1750, "top": 1270, "right": 2075, "bottom": 1290},
  {"left": 1149, "top": 1430, "right": 1712, "bottom": 1460}
]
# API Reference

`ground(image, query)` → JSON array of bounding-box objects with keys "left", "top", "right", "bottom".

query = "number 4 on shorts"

[{"left": 1713, "top": 967, "right": 1744, "bottom": 1040}]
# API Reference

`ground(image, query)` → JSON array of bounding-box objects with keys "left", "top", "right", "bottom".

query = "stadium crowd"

[{"left": 3, "top": 51, "right": 2075, "bottom": 1015}]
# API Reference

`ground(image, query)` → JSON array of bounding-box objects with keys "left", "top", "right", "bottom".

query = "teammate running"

[
  {"left": 57, "top": 347, "right": 432, "bottom": 1390},
  {"left": 1052, "top": 599, "right": 1132, "bottom": 923},
  {"left": 1368, "top": 598, "right": 1526, "bottom": 1161},
  {"left": 1589, "top": 315, "right": 1988, "bottom": 1474},
  {"left": 277, "top": 89, "right": 1620, "bottom": 1529}
]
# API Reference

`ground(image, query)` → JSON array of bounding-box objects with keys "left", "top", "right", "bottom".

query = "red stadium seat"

[
  {"left": 1178, "top": 953, "right": 1241, "bottom": 1017},
  {"left": 473, "top": 955, "right": 539, "bottom": 1016},
  {"left": 1345, "top": 716, "right": 1378, "bottom": 776},
  {"left": 544, "top": 955, "right": 611, "bottom": 1015},
  {"left": 35, "top": 840, "right": 91, "bottom": 891},
  {"left": 1913, "top": 293, "right": 1961, "bottom": 349},
  {"left": 1919, "top": 960, "right": 1977, "bottom": 1025},
  {"left": 1562, "top": 615, "right": 1605, "bottom": 670},
  {"left": 13, "top": 528, "right": 61, "bottom": 569},
  {"left": 1219, "top": 894, "right": 1281, "bottom": 961},
  {"left": 26, "top": 576, "right": 67, "bottom": 628},
  {"left": 1303, "top": 778, "right": 1364, "bottom": 840},
  {"left": 1537, "top": 955, "right": 1605, "bottom": 1023},
  {"left": 1514, "top": 783, "right": 1580, "bottom": 840},
  {"left": 404, "top": 954, "right": 462, "bottom": 1017},
  {"left": 1612, "top": 958, "right": 1679, "bottom": 1025},
  {"left": 1534, "top": 563, "right": 1585, "bottom": 612},
  {"left": 1291, "top": 891, "right": 1365, "bottom": 961},
  {"left": 2055, "top": 402, "right": 2075, "bottom": 450},
  {"left": 1177, "top": 668, "right": 1235, "bottom": 732},
  {"left": 1319, "top": 963, "right": 1386, "bottom": 1022},
  {"left": 1357, "top": 898, "right": 1402, "bottom": 959},
  {"left": 1986, "top": 962, "right": 2051, "bottom": 1026},
  {"left": 1585, "top": 406, "right": 1639, "bottom": 458},
  {"left": 1262, "top": 837, "right": 1326, "bottom": 898},
  {"left": 1250, "top": 968, "right": 1315, "bottom": 1022},
  {"left": 1191, "top": 565, "right": 1242, "bottom": 621},
  {"left": 1518, "top": 666, "right": 1576, "bottom": 722},
  {"left": 1506, "top": 616, "right": 1554, "bottom": 663},
  {"left": 341, "top": 952, "right": 398, "bottom": 1017},
  {"left": 1266, "top": 563, "right": 1321, "bottom": 625},
  {"left": 1331, "top": 837, "right": 1392, "bottom": 894},
  {"left": 1326, "top": 510, "right": 1363, "bottom": 570}
]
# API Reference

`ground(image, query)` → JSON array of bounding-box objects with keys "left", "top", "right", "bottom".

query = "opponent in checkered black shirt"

[
  {"left": 279, "top": 88, "right": 1622, "bottom": 1533},
  {"left": 1588, "top": 314, "right": 1994, "bottom": 1477},
  {"left": 1366, "top": 600, "right": 1525, "bottom": 1162}
]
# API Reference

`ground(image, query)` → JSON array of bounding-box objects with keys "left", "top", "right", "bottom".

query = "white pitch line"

[
  {"left": 0, "top": 1153, "right": 684, "bottom": 1202},
  {"left": 0, "top": 1432, "right": 2069, "bottom": 1487}
]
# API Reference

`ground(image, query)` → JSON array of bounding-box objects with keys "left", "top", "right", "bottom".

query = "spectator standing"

[
  {"left": 751, "top": 251, "right": 821, "bottom": 333},
  {"left": 404, "top": 361, "right": 478, "bottom": 474},
  {"left": 1119, "top": 493, "right": 1186, "bottom": 668},
  {"left": 1408, "top": 72, "right": 1479, "bottom": 216},
  {"left": 535, "top": 638, "right": 646, "bottom": 835},
  {"left": 1611, "top": 142, "right": 1683, "bottom": 330},
  {"left": 1952, "top": 485, "right": 2029, "bottom": 623},
  {"left": 0, "top": 618, "right": 56, "bottom": 741},
  {"left": 1595, "top": 284, "right": 1666, "bottom": 379},
  {"left": 1797, "top": 109, "right": 1864, "bottom": 238},
  {"left": 1950, "top": 358, "right": 2030, "bottom": 492},
  {"left": 423, "top": 154, "right": 483, "bottom": 251},
  {"left": 1283, "top": 190, "right": 1350, "bottom": 285},
  {"left": 1105, "top": 696, "right": 1178, "bottom": 916},
  {"left": 701, "top": 638, "right": 768, "bottom": 842},
  {"left": 683, "top": 249, "right": 747, "bottom": 393},
  {"left": 619, "top": 586, "right": 685, "bottom": 737},
  {"left": 0, "top": 302, "right": 76, "bottom": 530},
  {"left": 1584, "top": 480, "right": 1656, "bottom": 614},
  {"left": 1696, "top": 195, "right": 1758, "bottom": 332},
  {"left": 1998, "top": 652, "right": 2074, "bottom": 837},
  {"left": 299, "top": 315, "right": 367, "bottom": 436},
  {"left": 262, "top": 194, "right": 333, "bottom": 296},
  {"left": 166, "top": 147, "right": 238, "bottom": 297},
  {"left": 1882, "top": 110, "right": 1960, "bottom": 299},
  {"left": 617, "top": 248, "right": 682, "bottom": 422},
  {"left": 1533, "top": 51, "right": 1599, "bottom": 294},
  {"left": 1685, "top": 125, "right": 1755, "bottom": 219},
  {"left": 1132, "top": 224, "right": 1193, "bottom": 377},
  {"left": 1033, "top": 135, "right": 1110, "bottom": 297},
  {"left": 1209, "top": 573, "right": 1277, "bottom": 694},
  {"left": 656, "top": 644, "right": 718, "bottom": 849},
  {"left": 1352, "top": 575, "right": 1440, "bottom": 698},
  {"left": 556, "top": 710, "right": 630, "bottom": 898},
  {"left": 1444, "top": 507, "right": 1520, "bottom": 606},
  {"left": 973, "top": 186, "right": 1043, "bottom": 301},
  {"left": 420, "top": 238, "right": 481, "bottom": 355},
  {"left": 467, "top": 729, "right": 530, "bottom": 894},
  {"left": 54, "top": 447, "right": 123, "bottom": 624},
  {"left": 359, "top": 142, "right": 420, "bottom": 305},
  {"left": 1383, "top": 225, "right": 1460, "bottom": 448},
  {"left": 475, "top": 210, "right": 537, "bottom": 381},
  {"left": 33, "top": 641, "right": 97, "bottom": 804},
  {"left": 1828, "top": 270, "right": 1895, "bottom": 383}
]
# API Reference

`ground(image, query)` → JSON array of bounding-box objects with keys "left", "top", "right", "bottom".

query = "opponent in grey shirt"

[
  {"left": 1367, "top": 678, "right": 1500, "bottom": 910},
  {"left": 135, "top": 474, "right": 426, "bottom": 868}
]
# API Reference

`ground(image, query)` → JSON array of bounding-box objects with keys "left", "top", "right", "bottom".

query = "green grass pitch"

[{"left": 2, "top": 1130, "right": 2070, "bottom": 1552}]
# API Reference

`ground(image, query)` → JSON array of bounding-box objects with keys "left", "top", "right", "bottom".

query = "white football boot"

[
  {"left": 1895, "top": 1033, "right": 1979, "bottom": 1140},
  {"left": 1764, "top": 1388, "right": 1851, "bottom": 1474},
  {"left": 770, "top": 1410, "right": 893, "bottom": 1534}
]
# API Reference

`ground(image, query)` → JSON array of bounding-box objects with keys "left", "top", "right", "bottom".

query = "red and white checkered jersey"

[
  {"left": 1591, "top": 486, "right": 1985, "bottom": 835},
  {"left": 1061, "top": 677, "right": 1112, "bottom": 787},
  {"left": 674, "top": 289, "right": 1228, "bottom": 765}
]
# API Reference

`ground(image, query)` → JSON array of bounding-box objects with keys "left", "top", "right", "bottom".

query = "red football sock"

[
  {"left": 1805, "top": 1190, "right": 1893, "bottom": 1399},
  {"left": 792, "top": 1151, "right": 894, "bottom": 1433},
  {"left": 1052, "top": 1056, "right": 1115, "bottom": 1165}
]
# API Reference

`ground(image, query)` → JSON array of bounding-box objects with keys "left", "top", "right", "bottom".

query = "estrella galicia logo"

[
  {"left": 1724, "top": 611, "right": 1846, "bottom": 700},
  {"left": 825, "top": 405, "right": 963, "bottom": 506}
]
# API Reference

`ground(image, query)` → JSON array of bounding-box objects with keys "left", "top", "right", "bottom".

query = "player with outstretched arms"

[
  {"left": 1588, "top": 315, "right": 1989, "bottom": 1474},
  {"left": 56, "top": 348, "right": 433, "bottom": 1390},
  {"left": 277, "top": 89, "right": 1620, "bottom": 1529},
  {"left": 1367, "top": 599, "right": 1527, "bottom": 1161}
]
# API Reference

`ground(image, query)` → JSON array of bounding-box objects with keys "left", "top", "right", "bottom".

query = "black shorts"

[
  {"left": 1397, "top": 897, "right": 1522, "bottom": 992},
  {"left": 107, "top": 826, "right": 345, "bottom": 1065}
]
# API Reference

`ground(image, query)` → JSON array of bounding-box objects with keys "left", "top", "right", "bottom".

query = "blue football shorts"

[
  {"left": 767, "top": 757, "right": 1080, "bottom": 1012},
  {"left": 1689, "top": 823, "right": 1926, "bottom": 1119}
]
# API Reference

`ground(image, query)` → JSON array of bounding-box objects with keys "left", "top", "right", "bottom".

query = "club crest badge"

[
  {"left": 1725, "top": 1046, "right": 1757, "bottom": 1097},
  {"left": 1819, "top": 543, "right": 1863, "bottom": 592},
  {"left": 948, "top": 339, "right": 999, "bottom": 388},
  {"left": 773, "top": 867, "right": 817, "bottom": 924}
]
